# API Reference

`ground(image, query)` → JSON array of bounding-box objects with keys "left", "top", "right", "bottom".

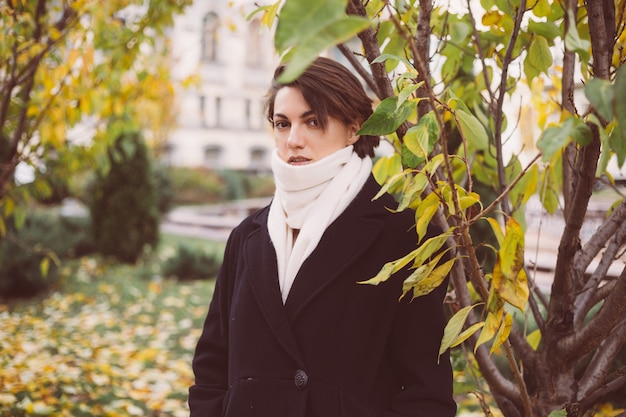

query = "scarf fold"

[{"left": 268, "top": 145, "right": 372, "bottom": 303}]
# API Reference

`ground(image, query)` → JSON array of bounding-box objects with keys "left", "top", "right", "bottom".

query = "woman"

[{"left": 189, "top": 56, "right": 456, "bottom": 417}]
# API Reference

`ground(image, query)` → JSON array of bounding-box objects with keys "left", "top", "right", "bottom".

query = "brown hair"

[{"left": 265, "top": 56, "right": 379, "bottom": 158}]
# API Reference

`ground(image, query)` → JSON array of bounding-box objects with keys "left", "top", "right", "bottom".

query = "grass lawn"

[{"left": 0, "top": 235, "right": 223, "bottom": 417}]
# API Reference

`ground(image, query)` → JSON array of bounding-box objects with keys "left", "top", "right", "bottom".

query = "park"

[{"left": 1, "top": 0, "right": 626, "bottom": 416}]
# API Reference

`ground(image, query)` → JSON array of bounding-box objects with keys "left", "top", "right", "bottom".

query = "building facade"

[{"left": 166, "top": 0, "right": 279, "bottom": 171}]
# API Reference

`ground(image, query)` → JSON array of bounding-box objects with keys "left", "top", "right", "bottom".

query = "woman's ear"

[{"left": 347, "top": 123, "right": 361, "bottom": 145}]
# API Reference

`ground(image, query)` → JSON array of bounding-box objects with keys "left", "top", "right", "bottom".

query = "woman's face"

[{"left": 272, "top": 87, "right": 358, "bottom": 165}]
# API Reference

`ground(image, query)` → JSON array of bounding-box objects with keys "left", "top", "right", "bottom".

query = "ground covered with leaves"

[{"left": 0, "top": 253, "right": 214, "bottom": 417}]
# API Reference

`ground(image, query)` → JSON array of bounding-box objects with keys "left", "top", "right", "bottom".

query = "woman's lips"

[{"left": 288, "top": 156, "right": 312, "bottom": 165}]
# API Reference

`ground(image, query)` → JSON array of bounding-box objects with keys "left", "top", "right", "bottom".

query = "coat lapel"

[
  {"left": 243, "top": 210, "right": 304, "bottom": 366},
  {"left": 284, "top": 176, "right": 386, "bottom": 320}
]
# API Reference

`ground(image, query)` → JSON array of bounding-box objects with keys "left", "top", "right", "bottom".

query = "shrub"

[
  {"left": 0, "top": 209, "right": 95, "bottom": 298},
  {"left": 166, "top": 166, "right": 225, "bottom": 206},
  {"left": 220, "top": 170, "right": 275, "bottom": 201},
  {"left": 152, "top": 163, "right": 175, "bottom": 214},
  {"left": 161, "top": 243, "right": 221, "bottom": 280},
  {"left": 89, "top": 132, "right": 160, "bottom": 263}
]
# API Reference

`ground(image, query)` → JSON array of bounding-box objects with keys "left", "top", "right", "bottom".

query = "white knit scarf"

[{"left": 268, "top": 145, "right": 372, "bottom": 303}]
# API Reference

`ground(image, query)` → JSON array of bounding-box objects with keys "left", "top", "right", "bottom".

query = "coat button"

[{"left": 294, "top": 369, "right": 308, "bottom": 389}]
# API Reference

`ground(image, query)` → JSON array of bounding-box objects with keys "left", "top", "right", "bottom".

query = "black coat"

[{"left": 189, "top": 176, "right": 456, "bottom": 417}]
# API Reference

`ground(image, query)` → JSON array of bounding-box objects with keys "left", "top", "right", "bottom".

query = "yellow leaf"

[
  {"left": 358, "top": 246, "right": 420, "bottom": 286},
  {"left": 482, "top": 10, "right": 503, "bottom": 26},
  {"left": 493, "top": 217, "right": 529, "bottom": 311},
  {"left": 450, "top": 321, "right": 484, "bottom": 348},
  {"left": 486, "top": 217, "right": 504, "bottom": 246},
  {"left": 372, "top": 154, "right": 402, "bottom": 186},
  {"left": 526, "top": 328, "right": 542, "bottom": 350},
  {"left": 401, "top": 251, "right": 454, "bottom": 300},
  {"left": 67, "top": 48, "right": 80, "bottom": 67},
  {"left": 490, "top": 310, "right": 513, "bottom": 354},
  {"left": 439, "top": 303, "right": 483, "bottom": 358},
  {"left": 261, "top": 0, "right": 281, "bottom": 28},
  {"left": 415, "top": 192, "right": 439, "bottom": 242},
  {"left": 40, "top": 257, "right": 50, "bottom": 278},
  {"left": 475, "top": 311, "right": 500, "bottom": 353}
]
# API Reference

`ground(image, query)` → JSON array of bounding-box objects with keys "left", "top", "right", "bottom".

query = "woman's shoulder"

[{"left": 226, "top": 203, "right": 271, "bottom": 241}]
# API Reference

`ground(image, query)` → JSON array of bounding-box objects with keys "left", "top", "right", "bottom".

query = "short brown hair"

[{"left": 265, "top": 57, "right": 379, "bottom": 158}]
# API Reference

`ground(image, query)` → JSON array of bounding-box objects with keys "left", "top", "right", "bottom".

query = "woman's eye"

[
  {"left": 307, "top": 119, "right": 319, "bottom": 127},
  {"left": 274, "top": 121, "right": 289, "bottom": 129}
]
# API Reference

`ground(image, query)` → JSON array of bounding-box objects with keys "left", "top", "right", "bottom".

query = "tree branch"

[
  {"left": 561, "top": 0, "right": 578, "bottom": 216},
  {"left": 578, "top": 318, "right": 626, "bottom": 399},
  {"left": 559, "top": 266, "right": 626, "bottom": 362},
  {"left": 575, "top": 205, "right": 626, "bottom": 325},
  {"left": 347, "top": 0, "right": 395, "bottom": 101},
  {"left": 574, "top": 199, "right": 626, "bottom": 277},
  {"left": 580, "top": 367, "right": 626, "bottom": 414},
  {"left": 336, "top": 43, "right": 380, "bottom": 96},
  {"left": 587, "top": 0, "right": 614, "bottom": 79}
]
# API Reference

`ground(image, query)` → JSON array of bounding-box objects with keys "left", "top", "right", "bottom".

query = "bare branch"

[
  {"left": 347, "top": 0, "right": 395, "bottom": 101},
  {"left": 336, "top": 43, "right": 380, "bottom": 96},
  {"left": 559, "top": 266, "right": 626, "bottom": 362},
  {"left": 575, "top": 206, "right": 626, "bottom": 325},
  {"left": 580, "top": 367, "right": 626, "bottom": 414},
  {"left": 468, "top": 153, "right": 542, "bottom": 225},
  {"left": 574, "top": 199, "right": 626, "bottom": 276},
  {"left": 578, "top": 318, "right": 626, "bottom": 399},
  {"left": 587, "top": 0, "right": 615, "bottom": 79},
  {"left": 561, "top": 0, "right": 578, "bottom": 214}
]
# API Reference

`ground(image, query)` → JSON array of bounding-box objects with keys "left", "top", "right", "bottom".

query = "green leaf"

[
  {"left": 275, "top": 0, "right": 346, "bottom": 52},
  {"left": 537, "top": 118, "right": 575, "bottom": 161},
  {"left": 456, "top": 110, "right": 489, "bottom": 151},
  {"left": 527, "top": 35, "right": 553, "bottom": 75},
  {"left": 510, "top": 163, "right": 539, "bottom": 209},
  {"left": 396, "top": 83, "right": 422, "bottom": 109},
  {"left": 397, "top": 173, "right": 428, "bottom": 212},
  {"left": 371, "top": 53, "right": 413, "bottom": 71},
  {"left": 610, "top": 124, "right": 626, "bottom": 167},
  {"left": 277, "top": 16, "right": 371, "bottom": 82},
  {"left": 548, "top": 410, "right": 567, "bottom": 417},
  {"left": 590, "top": 115, "right": 612, "bottom": 178},
  {"left": 527, "top": 20, "right": 560, "bottom": 41},
  {"left": 531, "top": 0, "right": 551, "bottom": 18},
  {"left": 539, "top": 160, "right": 561, "bottom": 214},
  {"left": 439, "top": 303, "right": 483, "bottom": 358},
  {"left": 585, "top": 78, "right": 614, "bottom": 121},
  {"left": 564, "top": 9, "right": 590, "bottom": 61},
  {"left": 614, "top": 65, "right": 626, "bottom": 165},
  {"left": 359, "top": 96, "right": 416, "bottom": 136},
  {"left": 404, "top": 123, "right": 430, "bottom": 160}
]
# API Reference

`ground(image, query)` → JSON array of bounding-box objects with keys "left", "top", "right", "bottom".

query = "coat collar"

[{"left": 243, "top": 176, "right": 390, "bottom": 357}]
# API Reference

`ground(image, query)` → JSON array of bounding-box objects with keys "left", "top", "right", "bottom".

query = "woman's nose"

[{"left": 286, "top": 125, "right": 305, "bottom": 148}]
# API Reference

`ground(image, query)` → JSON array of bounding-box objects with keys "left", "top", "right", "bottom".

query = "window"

[
  {"left": 249, "top": 146, "right": 269, "bottom": 172},
  {"left": 204, "top": 145, "right": 223, "bottom": 168},
  {"left": 201, "top": 12, "right": 219, "bottom": 62},
  {"left": 246, "top": 19, "right": 262, "bottom": 67},
  {"left": 199, "top": 95, "right": 206, "bottom": 127}
]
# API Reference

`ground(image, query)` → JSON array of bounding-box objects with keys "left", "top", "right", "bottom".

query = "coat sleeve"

[
  {"left": 384, "top": 280, "right": 456, "bottom": 417},
  {"left": 188, "top": 228, "right": 242, "bottom": 417}
]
